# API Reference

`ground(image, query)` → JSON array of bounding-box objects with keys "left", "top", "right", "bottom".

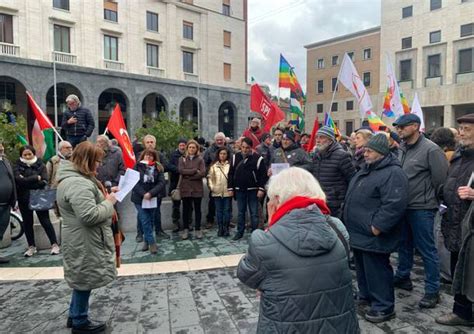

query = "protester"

[
  {"left": 131, "top": 149, "right": 166, "bottom": 255},
  {"left": 132, "top": 134, "right": 143, "bottom": 158},
  {"left": 300, "top": 132, "right": 310, "bottom": 148},
  {"left": 46, "top": 141, "right": 73, "bottom": 188},
  {"left": 14, "top": 145, "right": 59, "bottom": 257},
  {"left": 167, "top": 139, "right": 187, "bottom": 232},
  {"left": 95, "top": 135, "right": 125, "bottom": 187},
  {"left": 228, "top": 137, "right": 267, "bottom": 240},
  {"left": 269, "top": 130, "right": 312, "bottom": 174},
  {"left": 237, "top": 167, "right": 359, "bottom": 333},
  {"left": 179, "top": 140, "right": 206, "bottom": 240},
  {"left": 61, "top": 94, "right": 95, "bottom": 148},
  {"left": 311, "top": 126, "right": 356, "bottom": 218},
  {"left": 270, "top": 127, "right": 284, "bottom": 151},
  {"left": 242, "top": 117, "right": 263, "bottom": 149},
  {"left": 207, "top": 147, "right": 232, "bottom": 237},
  {"left": 256, "top": 133, "right": 272, "bottom": 169},
  {"left": 430, "top": 127, "right": 457, "bottom": 163},
  {"left": 352, "top": 129, "right": 373, "bottom": 171},
  {"left": 436, "top": 113, "right": 474, "bottom": 327},
  {"left": 393, "top": 114, "right": 449, "bottom": 308},
  {"left": 56, "top": 141, "right": 117, "bottom": 333},
  {"left": 344, "top": 134, "right": 409, "bottom": 323},
  {"left": 0, "top": 142, "right": 16, "bottom": 264}
]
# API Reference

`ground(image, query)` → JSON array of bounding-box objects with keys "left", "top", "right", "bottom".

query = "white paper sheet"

[
  {"left": 115, "top": 168, "right": 140, "bottom": 202},
  {"left": 142, "top": 197, "right": 158, "bottom": 209},
  {"left": 271, "top": 163, "right": 290, "bottom": 176}
]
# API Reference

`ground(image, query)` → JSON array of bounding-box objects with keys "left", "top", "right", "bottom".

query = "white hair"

[
  {"left": 96, "top": 135, "right": 110, "bottom": 144},
  {"left": 58, "top": 141, "right": 72, "bottom": 150},
  {"left": 65, "top": 94, "right": 81, "bottom": 107},
  {"left": 214, "top": 132, "right": 226, "bottom": 140},
  {"left": 267, "top": 167, "right": 326, "bottom": 204}
]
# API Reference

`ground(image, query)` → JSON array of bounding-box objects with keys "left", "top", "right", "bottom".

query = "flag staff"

[{"left": 53, "top": 56, "right": 59, "bottom": 149}]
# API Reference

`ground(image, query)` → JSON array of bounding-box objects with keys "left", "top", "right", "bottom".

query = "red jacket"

[{"left": 242, "top": 127, "right": 263, "bottom": 149}]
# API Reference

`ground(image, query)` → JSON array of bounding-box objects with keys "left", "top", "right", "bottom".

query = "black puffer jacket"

[
  {"left": 441, "top": 148, "right": 474, "bottom": 252},
  {"left": 228, "top": 152, "right": 267, "bottom": 192},
  {"left": 131, "top": 162, "right": 166, "bottom": 205},
  {"left": 312, "top": 142, "right": 356, "bottom": 216},
  {"left": 61, "top": 107, "right": 95, "bottom": 137},
  {"left": 237, "top": 206, "right": 359, "bottom": 334},
  {"left": 13, "top": 158, "right": 48, "bottom": 205},
  {"left": 344, "top": 154, "right": 409, "bottom": 254}
]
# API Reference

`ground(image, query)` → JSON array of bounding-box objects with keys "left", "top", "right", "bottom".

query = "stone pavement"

[{"left": 0, "top": 230, "right": 473, "bottom": 333}]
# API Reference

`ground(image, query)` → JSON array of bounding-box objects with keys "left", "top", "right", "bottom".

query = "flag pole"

[
  {"left": 328, "top": 55, "right": 344, "bottom": 117},
  {"left": 53, "top": 56, "right": 59, "bottom": 150}
]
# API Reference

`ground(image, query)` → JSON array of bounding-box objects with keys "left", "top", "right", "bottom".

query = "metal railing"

[
  {"left": 0, "top": 42, "right": 20, "bottom": 57},
  {"left": 104, "top": 59, "right": 124, "bottom": 71},
  {"left": 52, "top": 51, "right": 77, "bottom": 64}
]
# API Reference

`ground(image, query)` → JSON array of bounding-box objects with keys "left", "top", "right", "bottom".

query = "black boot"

[
  {"left": 71, "top": 320, "right": 106, "bottom": 333},
  {"left": 217, "top": 223, "right": 223, "bottom": 237},
  {"left": 224, "top": 222, "right": 230, "bottom": 237}
]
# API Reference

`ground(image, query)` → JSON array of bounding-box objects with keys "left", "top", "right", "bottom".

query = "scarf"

[
  {"left": 140, "top": 160, "right": 156, "bottom": 166},
  {"left": 20, "top": 156, "right": 38, "bottom": 166},
  {"left": 268, "top": 196, "right": 331, "bottom": 229}
]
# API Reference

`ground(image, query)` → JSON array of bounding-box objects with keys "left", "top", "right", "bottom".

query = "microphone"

[{"left": 104, "top": 181, "right": 112, "bottom": 194}]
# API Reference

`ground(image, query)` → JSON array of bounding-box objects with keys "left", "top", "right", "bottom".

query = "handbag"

[
  {"left": 171, "top": 175, "right": 182, "bottom": 201},
  {"left": 29, "top": 187, "right": 57, "bottom": 211}
]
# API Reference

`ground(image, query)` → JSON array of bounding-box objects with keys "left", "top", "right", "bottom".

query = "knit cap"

[
  {"left": 366, "top": 133, "right": 390, "bottom": 156},
  {"left": 316, "top": 126, "right": 335, "bottom": 141}
]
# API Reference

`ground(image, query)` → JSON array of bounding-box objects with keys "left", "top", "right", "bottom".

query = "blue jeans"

[
  {"left": 135, "top": 204, "right": 156, "bottom": 245},
  {"left": 214, "top": 197, "right": 231, "bottom": 226},
  {"left": 67, "top": 135, "right": 87, "bottom": 148},
  {"left": 395, "top": 209, "right": 440, "bottom": 294},
  {"left": 236, "top": 190, "right": 259, "bottom": 236},
  {"left": 69, "top": 289, "right": 91, "bottom": 327},
  {"left": 136, "top": 198, "right": 162, "bottom": 236}
]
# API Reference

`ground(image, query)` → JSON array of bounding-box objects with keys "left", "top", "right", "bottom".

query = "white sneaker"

[
  {"left": 51, "top": 244, "right": 60, "bottom": 255},
  {"left": 24, "top": 246, "right": 37, "bottom": 257}
]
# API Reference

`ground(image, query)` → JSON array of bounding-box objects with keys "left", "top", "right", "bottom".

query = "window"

[
  {"left": 0, "top": 14, "right": 13, "bottom": 44},
  {"left": 402, "top": 6, "right": 413, "bottom": 18},
  {"left": 402, "top": 37, "right": 412, "bottom": 49},
  {"left": 53, "top": 0, "right": 69, "bottom": 10},
  {"left": 363, "top": 48, "right": 371, "bottom": 60},
  {"left": 400, "top": 59, "right": 412, "bottom": 81},
  {"left": 332, "top": 55, "right": 338, "bottom": 66},
  {"left": 347, "top": 52, "right": 354, "bottom": 60},
  {"left": 459, "top": 48, "right": 473, "bottom": 73},
  {"left": 430, "top": 30, "right": 441, "bottom": 43},
  {"left": 104, "top": 35, "right": 118, "bottom": 61},
  {"left": 104, "top": 1, "right": 118, "bottom": 22},
  {"left": 363, "top": 72, "right": 371, "bottom": 86},
  {"left": 146, "top": 44, "right": 159, "bottom": 68},
  {"left": 346, "top": 100, "right": 354, "bottom": 111},
  {"left": 222, "top": 0, "right": 231, "bottom": 16},
  {"left": 0, "top": 82, "right": 16, "bottom": 104},
  {"left": 427, "top": 54, "right": 441, "bottom": 77},
  {"left": 345, "top": 121, "right": 354, "bottom": 136},
  {"left": 317, "top": 80, "right": 324, "bottom": 93},
  {"left": 54, "top": 25, "right": 70, "bottom": 53},
  {"left": 317, "top": 58, "right": 324, "bottom": 69},
  {"left": 430, "top": 0, "right": 442, "bottom": 10},
  {"left": 461, "top": 23, "right": 474, "bottom": 37},
  {"left": 224, "top": 30, "right": 231, "bottom": 48},
  {"left": 331, "top": 77, "right": 338, "bottom": 92},
  {"left": 224, "top": 63, "right": 231, "bottom": 81},
  {"left": 146, "top": 12, "right": 159, "bottom": 32},
  {"left": 183, "top": 51, "right": 193, "bottom": 73},
  {"left": 317, "top": 104, "right": 323, "bottom": 113},
  {"left": 331, "top": 102, "right": 338, "bottom": 112},
  {"left": 183, "top": 21, "right": 193, "bottom": 40}
]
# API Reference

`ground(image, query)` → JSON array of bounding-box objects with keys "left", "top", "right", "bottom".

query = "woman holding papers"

[{"left": 131, "top": 148, "right": 166, "bottom": 254}]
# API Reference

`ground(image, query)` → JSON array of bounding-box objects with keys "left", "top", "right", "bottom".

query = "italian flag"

[{"left": 26, "top": 91, "right": 56, "bottom": 161}]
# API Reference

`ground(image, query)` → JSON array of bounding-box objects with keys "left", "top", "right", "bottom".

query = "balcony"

[
  {"left": 104, "top": 59, "right": 124, "bottom": 71},
  {"left": 0, "top": 42, "right": 20, "bottom": 57},
  {"left": 425, "top": 76, "right": 442, "bottom": 87},
  {"left": 184, "top": 73, "right": 199, "bottom": 82},
  {"left": 52, "top": 51, "right": 77, "bottom": 64},
  {"left": 398, "top": 80, "right": 413, "bottom": 90},
  {"left": 147, "top": 67, "right": 165, "bottom": 78},
  {"left": 456, "top": 72, "right": 474, "bottom": 84}
]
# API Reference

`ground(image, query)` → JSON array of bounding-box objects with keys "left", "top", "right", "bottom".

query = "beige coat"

[{"left": 207, "top": 161, "right": 232, "bottom": 197}]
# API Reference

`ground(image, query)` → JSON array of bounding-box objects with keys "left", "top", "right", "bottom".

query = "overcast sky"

[{"left": 248, "top": 0, "right": 381, "bottom": 96}]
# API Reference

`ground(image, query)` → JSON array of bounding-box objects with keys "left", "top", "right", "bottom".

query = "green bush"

[{"left": 0, "top": 113, "right": 27, "bottom": 162}]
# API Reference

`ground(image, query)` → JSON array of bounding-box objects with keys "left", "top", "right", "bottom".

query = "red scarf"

[{"left": 268, "top": 196, "right": 331, "bottom": 229}]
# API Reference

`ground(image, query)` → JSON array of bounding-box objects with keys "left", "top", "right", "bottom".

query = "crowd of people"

[{"left": 0, "top": 93, "right": 472, "bottom": 332}]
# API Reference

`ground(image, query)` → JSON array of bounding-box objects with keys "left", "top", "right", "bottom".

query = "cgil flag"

[
  {"left": 26, "top": 91, "right": 56, "bottom": 161},
  {"left": 338, "top": 53, "right": 373, "bottom": 119},
  {"left": 383, "top": 54, "right": 405, "bottom": 118},
  {"left": 279, "top": 54, "right": 305, "bottom": 130},
  {"left": 106, "top": 104, "right": 136, "bottom": 169},
  {"left": 411, "top": 92, "right": 425, "bottom": 132},
  {"left": 250, "top": 82, "right": 285, "bottom": 132}
]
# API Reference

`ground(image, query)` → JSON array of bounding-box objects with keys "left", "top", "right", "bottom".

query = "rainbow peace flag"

[
  {"left": 366, "top": 110, "right": 386, "bottom": 132},
  {"left": 400, "top": 92, "right": 410, "bottom": 114},
  {"left": 324, "top": 112, "right": 341, "bottom": 137},
  {"left": 382, "top": 87, "right": 395, "bottom": 117},
  {"left": 279, "top": 54, "right": 305, "bottom": 130}
]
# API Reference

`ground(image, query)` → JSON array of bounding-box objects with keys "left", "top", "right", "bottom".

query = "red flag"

[
  {"left": 250, "top": 83, "right": 285, "bottom": 132},
  {"left": 106, "top": 104, "right": 136, "bottom": 168},
  {"left": 305, "top": 116, "right": 319, "bottom": 153}
]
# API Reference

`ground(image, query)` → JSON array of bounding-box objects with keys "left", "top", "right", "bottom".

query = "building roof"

[{"left": 304, "top": 26, "right": 380, "bottom": 50}]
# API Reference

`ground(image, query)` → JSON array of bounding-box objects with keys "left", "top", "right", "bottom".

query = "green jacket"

[{"left": 56, "top": 161, "right": 116, "bottom": 291}]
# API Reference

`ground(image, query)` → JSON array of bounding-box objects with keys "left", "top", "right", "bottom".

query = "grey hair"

[
  {"left": 65, "top": 94, "right": 81, "bottom": 107},
  {"left": 96, "top": 135, "right": 110, "bottom": 144},
  {"left": 267, "top": 167, "right": 326, "bottom": 204},
  {"left": 58, "top": 140, "right": 72, "bottom": 150},
  {"left": 214, "top": 132, "right": 226, "bottom": 140}
]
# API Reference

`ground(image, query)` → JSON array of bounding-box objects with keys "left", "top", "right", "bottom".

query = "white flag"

[
  {"left": 411, "top": 92, "right": 425, "bottom": 132},
  {"left": 385, "top": 54, "right": 404, "bottom": 118},
  {"left": 338, "top": 53, "right": 373, "bottom": 119}
]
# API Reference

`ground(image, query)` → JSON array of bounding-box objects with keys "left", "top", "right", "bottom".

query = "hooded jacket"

[
  {"left": 237, "top": 206, "right": 359, "bottom": 333},
  {"left": 344, "top": 153, "right": 409, "bottom": 254},
  {"left": 56, "top": 161, "right": 116, "bottom": 291}
]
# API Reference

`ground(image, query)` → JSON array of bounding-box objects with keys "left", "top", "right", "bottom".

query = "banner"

[{"left": 106, "top": 104, "right": 136, "bottom": 168}]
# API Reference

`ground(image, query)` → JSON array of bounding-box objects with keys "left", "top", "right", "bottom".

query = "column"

[{"left": 443, "top": 104, "right": 455, "bottom": 128}]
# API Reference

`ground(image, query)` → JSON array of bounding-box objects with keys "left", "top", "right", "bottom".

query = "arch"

[
  {"left": 141, "top": 93, "right": 168, "bottom": 123},
  {"left": 179, "top": 96, "right": 201, "bottom": 131},
  {"left": 46, "top": 83, "right": 83, "bottom": 129},
  {"left": 218, "top": 101, "right": 237, "bottom": 138},
  {"left": 98, "top": 88, "right": 129, "bottom": 135},
  {"left": 0, "top": 76, "right": 28, "bottom": 121}
]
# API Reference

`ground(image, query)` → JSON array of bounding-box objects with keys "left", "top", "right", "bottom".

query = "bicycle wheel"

[{"left": 10, "top": 213, "right": 23, "bottom": 241}]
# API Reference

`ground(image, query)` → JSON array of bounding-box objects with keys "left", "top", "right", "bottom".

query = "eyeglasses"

[{"left": 396, "top": 123, "right": 415, "bottom": 130}]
